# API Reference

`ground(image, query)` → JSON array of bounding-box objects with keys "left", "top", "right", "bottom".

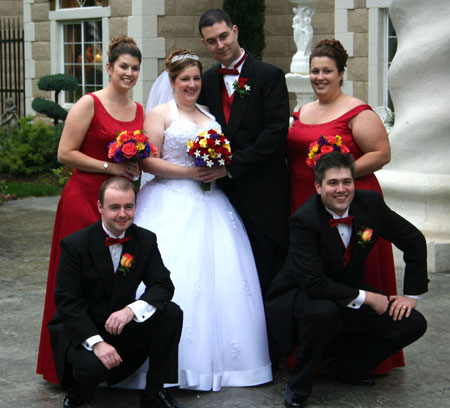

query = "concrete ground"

[{"left": 1, "top": 196, "right": 449, "bottom": 408}]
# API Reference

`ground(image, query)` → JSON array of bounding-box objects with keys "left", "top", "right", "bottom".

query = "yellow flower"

[
  {"left": 335, "top": 135, "right": 342, "bottom": 146},
  {"left": 187, "top": 140, "right": 194, "bottom": 149},
  {"left": 199, "top": 138, "right": 208, "bottom": 148},
  {"left": 136, "top": 142, "right": 145, "bottom": 151},
  {"left": 208, "top": 148, "right": 217, "bottom": 158},
  {"left": 312, "top": 144, "right": 319, "bottom": 153},
  {"left": 224, "top": 143, "right": 231, "bottom": 152}
]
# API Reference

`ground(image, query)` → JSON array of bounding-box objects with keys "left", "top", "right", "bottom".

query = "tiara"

[{"left": 171, "top": 54, "right": 200, "bottom": 64}]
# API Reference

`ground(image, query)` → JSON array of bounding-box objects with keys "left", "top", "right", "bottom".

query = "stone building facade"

[{"left": 7, "top": 0, "right": 393, "bottom": 114}]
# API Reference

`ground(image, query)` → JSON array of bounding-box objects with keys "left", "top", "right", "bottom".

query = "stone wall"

[
  {"left": 21, "top": 0, "right": 372, "bottom": 111},
  {"left": 0, "top": 0, "right": 23, "bottom": 20}
]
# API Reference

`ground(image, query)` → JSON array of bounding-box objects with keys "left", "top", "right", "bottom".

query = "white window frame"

[
  {"left": 49, "top": 5, "right": 110, "bottom": 108},
  {"left": 367, "top": 0, "right": 392, "bottom": 109}
]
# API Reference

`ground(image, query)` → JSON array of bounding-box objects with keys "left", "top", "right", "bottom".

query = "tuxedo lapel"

[
  {"left": 226, "top": 56, "right": 254, "bottom": 138},
  {"left": 319, "top": 208, "right": 344, "bottom": 279},
  {"left": 207, "top": 68, "right": 227, "bottom": 129},
  {"left": 110, "top": 226, "right": 142, "bottom": 306},
  {"left": 89, "top": 222, "right": 114, "bottom": 297}
]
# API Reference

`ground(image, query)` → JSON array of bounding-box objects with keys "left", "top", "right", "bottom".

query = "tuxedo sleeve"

[
  {"left": 54, "top": 239, "right": 99, "bottom": 346},
  {"left": 377, "top": 196, "right": 428, "bottom": 295},
  {"left": 228, "top": 67, "right": 289, "bottom": 179},
  {"left": 138, "top": 234, "right": 174, "bottom": 310},
  {"left": 289, "top": 214, "right": 359, "bottom": 307}
]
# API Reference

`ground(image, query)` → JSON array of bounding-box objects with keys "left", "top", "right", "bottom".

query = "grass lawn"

[{"left": 1, "top": 173, "right": 63, "bottom": 199}]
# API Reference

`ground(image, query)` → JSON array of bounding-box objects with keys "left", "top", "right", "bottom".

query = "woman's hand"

[
  {"left": 195, "top": 166, "right": 228, "bottom": 183},
  {"left": 109, "top": 161, "right": 140, "bottom": 180}
]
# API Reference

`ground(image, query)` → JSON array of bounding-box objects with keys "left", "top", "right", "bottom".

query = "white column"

[
  {"left": 129, "top": 0, "right": 165, "bottom": 108},
  {"left": 378, "top": 0, "right": 450, "bottom": 272}
]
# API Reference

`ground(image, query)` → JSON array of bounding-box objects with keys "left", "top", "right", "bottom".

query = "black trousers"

[
  {"left": 288, "top": 295, "right": 427, "bottom": 399},
  {"left": 66, "top": 302, "right": 182, "bottom": 400}
]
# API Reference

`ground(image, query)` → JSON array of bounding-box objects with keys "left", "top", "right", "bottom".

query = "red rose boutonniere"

[
  {"left": 357, "top": 227, "right": 374, "bottom": 247},
  {"left": 233, "top": 77, "right": 251, "bottom": 98},
  {"left": 118, "top": 253, "right": 135, "bottom": 277}
]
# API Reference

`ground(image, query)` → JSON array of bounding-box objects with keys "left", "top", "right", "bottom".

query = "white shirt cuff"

[
  {"left": 405, "top": 295, "right": 421, "bottom": 300},
  {"left": 82, "top": 335, "right": 104, "bottom": 351},
  {"left": 128, "top": 300, "right": 156, "bottom": 322},
  {"left": 347, "top": 290, "right": 366, "bottom": 309}
]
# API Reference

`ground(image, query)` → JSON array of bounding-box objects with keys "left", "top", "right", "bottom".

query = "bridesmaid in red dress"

[
  {"left": 36, "top": 36, "right": 143, "bottom": 384},
  {"left": 287, "top": 39, "right": 404, "bottom": 374}
]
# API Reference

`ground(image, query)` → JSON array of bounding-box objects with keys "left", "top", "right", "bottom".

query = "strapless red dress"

[
  {"left": 286, "top": 104, "right": 404, "bottom": 374},
  {"left": 36, "top": 94, "right": 144, "bottom": 384}
]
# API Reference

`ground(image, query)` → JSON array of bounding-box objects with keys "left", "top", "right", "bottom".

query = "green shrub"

[
  {"left": 0, "top": 179, "right": 8, "bottom": 204},
  {"left": 223, "top": 0, "right": 266, "bottom": 59},
  {"left": 32, "top": 97, "right": 68, "bottom": 122},
  {"left": 0, "top": 116, "right": 60, "bottom": 175}
]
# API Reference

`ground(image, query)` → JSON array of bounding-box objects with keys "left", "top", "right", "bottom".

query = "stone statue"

[
  {"left": 293, "top": 6, "right": 314, "bottom": 57},
  {"left": 1, "top": 98, "right": 19, "bottom": 129},
  {"left": 291, "top": 5, "right": 315, "bottom": 73}
]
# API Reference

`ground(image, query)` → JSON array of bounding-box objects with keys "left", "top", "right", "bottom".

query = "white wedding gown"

[{"left": 126, "top": 100, "right": 272, "bottom": 391}]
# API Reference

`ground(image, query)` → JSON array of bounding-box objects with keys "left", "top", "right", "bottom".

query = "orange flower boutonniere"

[
  {"left": 118, "top": 253, "right": 135, "bottom": 277},
  {"left": 357, "top": 227, "right": 374, "bottom": 247}
]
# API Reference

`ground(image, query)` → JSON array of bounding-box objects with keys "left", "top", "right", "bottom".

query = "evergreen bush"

[
  {"left": 223, "top": 0, "right": 266, "bottom": 59},
  {"left": 0, "top": 117, "right": 60, "bottom": 175},
  {"left": 32, "top": 74, "right": 78, "bottom": 125}
]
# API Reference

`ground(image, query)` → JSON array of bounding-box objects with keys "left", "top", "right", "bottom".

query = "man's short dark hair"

[
  {"left": 98, "top": 177, "right": 137, "bottom": 205},
  {"left": 314, "top": 152, "right": 355, "bottom": 185},
  {"left": 198, "top": 9, "right": 233, "bottom": 36}
]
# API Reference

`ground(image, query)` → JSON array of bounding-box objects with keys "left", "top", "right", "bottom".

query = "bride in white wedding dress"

[{"left": 131, "top": 49, "right": 272, "bottom": 392}]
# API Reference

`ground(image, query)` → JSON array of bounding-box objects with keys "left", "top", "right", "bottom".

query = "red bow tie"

[
  {"left": 217, "top": 67, "right": 239, "bottom": 75},
  {"left": 329, "top": 215, "right": 354, "bottom": 228},
  {"left": 105, "top": 236, "right": 131, "bottom": 246},
  {"left": 217, "top": 52, "right": 247, "bottom": 76}
]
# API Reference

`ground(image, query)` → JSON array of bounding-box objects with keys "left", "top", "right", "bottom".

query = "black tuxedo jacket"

[
  {"left": 199, "top": 53, "right": 290, "bottom": 248},
  {"left": 48, "top": 221, "right": 174, "bottom": 385},
  {"left": 266, "top": 190, "right": 428, "bottom": 356}
]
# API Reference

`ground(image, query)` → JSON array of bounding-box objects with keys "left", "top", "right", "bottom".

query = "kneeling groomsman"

[
  {"left": 267, "top": 152, "right": 428, "bottom": 408},
  {"left": 48, "top": 177, "right": 185, "bottom": 408}
]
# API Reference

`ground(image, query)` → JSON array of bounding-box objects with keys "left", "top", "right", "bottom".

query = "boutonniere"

[
  {"left": 118, "top": 253, "right": 135, "bottom": 277},
  {"left": 357, "top": 227, "right": 374, "bottom": 247},
  {"left": 233, "top": 77, "right": 251, "bottom": 98}
]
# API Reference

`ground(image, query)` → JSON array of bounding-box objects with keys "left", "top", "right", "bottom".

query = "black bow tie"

[
  {"left": 105, "top": 236, "right": 131, "bottom": 247},
  {"left": 329, "top": 215, "right": 354, "bottom": 228}
]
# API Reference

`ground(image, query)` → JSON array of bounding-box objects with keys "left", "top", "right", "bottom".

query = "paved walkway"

[{"left": 1, "top": 196, "right": 449, "bottom": 408}]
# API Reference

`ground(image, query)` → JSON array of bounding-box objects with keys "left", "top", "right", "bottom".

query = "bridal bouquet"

[
  {"left": 187, "top": 128, "right": 232, "bottom": 191},
  {"left": 108, "top": 129, "right": 157, "bottom": 163},
  {"left": 306, "top": 135, "right": 350, "bottom": 167}
]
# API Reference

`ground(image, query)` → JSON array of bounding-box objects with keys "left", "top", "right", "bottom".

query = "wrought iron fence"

[{"left": 0, "top": 18, "right": 25, "bottom": 118}]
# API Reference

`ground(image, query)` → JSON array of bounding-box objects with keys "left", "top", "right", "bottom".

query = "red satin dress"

[
  {"left": 36, "top": 94, "right": 144, "bottom": 384},
  {"left": 286, "top": 104, "right": 404, "bottom": 374}
]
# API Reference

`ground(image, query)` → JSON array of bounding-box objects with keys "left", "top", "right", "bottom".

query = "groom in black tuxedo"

[
  {"left": 48, "top": 177, "right": 184, "bottom": 408},
  {"left": 198, "top": 8, "right": 290, "bottom": 299},
  {"left": 266, "top": 152, "right": 428, "bottom": 408}
]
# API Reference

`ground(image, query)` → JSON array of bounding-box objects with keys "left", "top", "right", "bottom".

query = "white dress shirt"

[{"left": 221, "top": 49, "right": 246, "bottom": 97}]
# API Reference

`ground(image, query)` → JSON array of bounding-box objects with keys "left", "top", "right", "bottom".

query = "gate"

[{"left": 0, "top": 18, "right": 25, "bottom": 118}]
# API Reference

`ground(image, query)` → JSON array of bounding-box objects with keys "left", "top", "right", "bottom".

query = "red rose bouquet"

[
  {"left": 186, "top": 128, "right": 232, "bottom": 191},
  {"left": 107, "top": 129, "right": 157, "bottom": 163},
  {"left": 306, "top": 135, "right": 351, "bottom": 167}
]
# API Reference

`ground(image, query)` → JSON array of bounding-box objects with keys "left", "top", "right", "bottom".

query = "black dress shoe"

[
  {"left": 141, "top": 388, "right": 186, "bottom": 408},
  {"left": 63, "top": 393, "right": 84, "bottom": 408},
  {"left": 284, "top": 385, "right": 308, "bottom": 408}
]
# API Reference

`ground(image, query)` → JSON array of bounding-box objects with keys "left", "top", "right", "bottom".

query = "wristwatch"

[{"left": 103, "top": 162, "right": 110, "bottom": 172}]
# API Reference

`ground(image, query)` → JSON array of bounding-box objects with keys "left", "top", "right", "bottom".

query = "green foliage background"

[
  {"left": 0, "top": 117, "right": 60, "bottom": 175},
  {"left": 223, "top": 0, "right": 266, "bottom": 59}
]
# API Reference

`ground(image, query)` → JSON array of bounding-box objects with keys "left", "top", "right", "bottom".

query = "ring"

[{"left": 402, "top": 306, "right": 406, "bottom": 309}]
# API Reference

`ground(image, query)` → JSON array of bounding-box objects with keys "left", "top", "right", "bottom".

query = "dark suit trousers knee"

[
  {"left": 289, "top": 294, "right": 427, "bottom": 398},
  {"left": 67, "top": 301, "right": 183, "bottom": 395}
]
